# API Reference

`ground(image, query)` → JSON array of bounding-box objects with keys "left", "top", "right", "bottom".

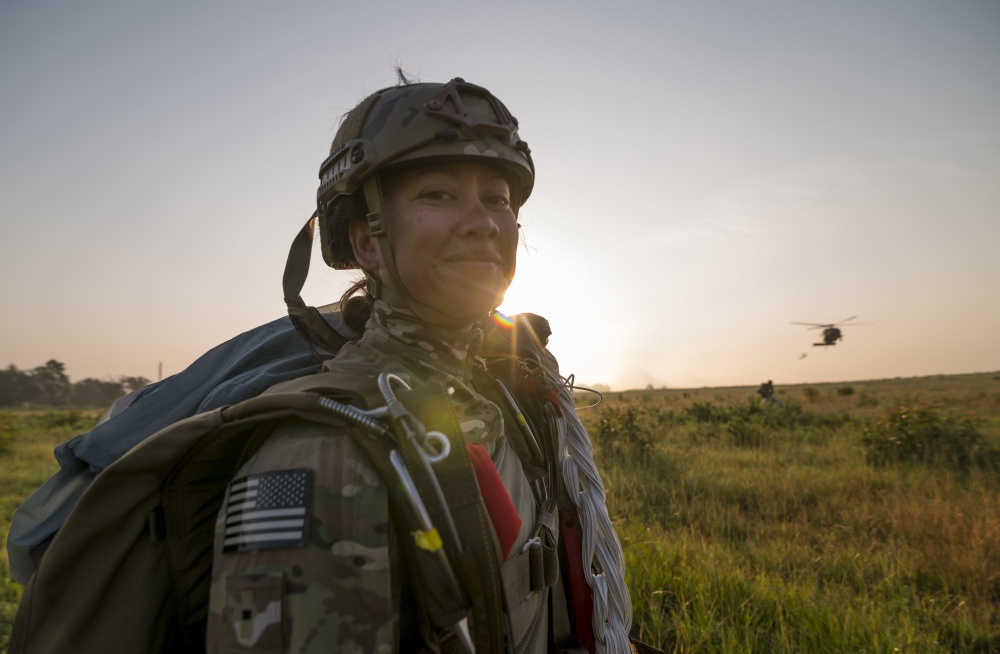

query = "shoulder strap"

[
  {"left": 258, "top": 369, "right": 385, "bottom": 408},
  {"left": 283, "top": 214, "right": 355, "bottom": 353}
]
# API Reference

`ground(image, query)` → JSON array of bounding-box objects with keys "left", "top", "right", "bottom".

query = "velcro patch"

[{"left": 223, "top": 469, "right": 311, "bottom": 552}]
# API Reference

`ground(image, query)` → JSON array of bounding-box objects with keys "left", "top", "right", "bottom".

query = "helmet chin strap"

[{"left": 361, "top": 177, "right": 496, "bottom": 329}]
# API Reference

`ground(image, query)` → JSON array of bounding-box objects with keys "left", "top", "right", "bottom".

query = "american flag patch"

[{"left": 223, "top": 469, "right": 311, "bottom": 552}]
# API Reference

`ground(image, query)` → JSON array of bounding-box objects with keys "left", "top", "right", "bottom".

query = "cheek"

[
  {"left": 498, "top": 216, "right": 519, "bottom": 246},
  {"left": 501, "top": 222, "right": 519, "bottom": 265},
  {"left": 389, "top": 214, "right": 435, "bottom": 260}
]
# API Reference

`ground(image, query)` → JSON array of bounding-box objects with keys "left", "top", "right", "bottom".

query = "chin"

[{"left": 439, "top": 292, "right": 506, "bottom": 324}]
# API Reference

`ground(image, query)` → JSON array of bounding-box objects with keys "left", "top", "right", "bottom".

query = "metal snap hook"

[{"left": 419, "top": 431, "right": 451, "bottom": 464}]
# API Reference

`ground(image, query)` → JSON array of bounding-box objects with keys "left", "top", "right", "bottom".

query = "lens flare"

[{"left": 492, "top": 311, "right": 515, "bottom": 329}]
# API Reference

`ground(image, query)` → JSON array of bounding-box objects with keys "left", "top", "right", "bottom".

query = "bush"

[
  {"left": 40, "top": 410, "right": 96, "bottom": 432},
  {"left": 684, "top": 401, "right": 728, "bottom": 424},
  {"left": 0, "top": 419, "right": 12, "bottom": 456},
  {"left": 837, "top": 386, "right": 854, "bottom": 396},
  {"left": 857, "top": 392, "right": 879, "bottom": 408},
  {"left": 0, "top": 411, "right": 98, "bottom": 455},
  {"left": 724, "top": 416, "right": 769, "bottom": 448},
  {"left": 802, "top": 387, "right": 820, "bottom": 403},
  {"left": 594, "top": 405, "right": 652, "bottom": 454},
  {"left": 861, "top": 403, "right": 1000, "bottom": 472}
]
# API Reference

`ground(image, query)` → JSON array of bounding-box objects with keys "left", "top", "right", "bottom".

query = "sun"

[
  {"left": 495, "top": 250, "right": 620, "bottom": 389},
  {"left": 497, "top": 253, "right": 562, "bottom": 319}
]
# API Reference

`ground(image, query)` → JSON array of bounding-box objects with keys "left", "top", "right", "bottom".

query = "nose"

[{"left": 459, "top": 198, "right": 502, "bottom": 239}]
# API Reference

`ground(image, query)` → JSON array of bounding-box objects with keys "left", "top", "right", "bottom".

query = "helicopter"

[{"left": 791, "top": 316, "right": 870, "bottom": 347}]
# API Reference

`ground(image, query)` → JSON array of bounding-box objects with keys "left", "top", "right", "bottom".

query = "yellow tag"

[{"left": 412, "top": 528, "right": 443, "bottom": 552}]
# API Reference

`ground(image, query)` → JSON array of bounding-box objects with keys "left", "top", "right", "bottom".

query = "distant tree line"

[{"left": 0, "top": 360, "right": 149, "bottom": 408}]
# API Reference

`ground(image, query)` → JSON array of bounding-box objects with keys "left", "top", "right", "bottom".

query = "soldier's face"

[{"left": 358, "top": 162, "right": 518, "bottom": 328}]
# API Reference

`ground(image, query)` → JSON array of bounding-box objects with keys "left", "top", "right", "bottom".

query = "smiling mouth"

[{"left": 446, "top": 252, "right": 504, "bottom": 266}]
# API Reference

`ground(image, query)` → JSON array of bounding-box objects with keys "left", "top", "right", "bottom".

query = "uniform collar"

[{"left": 364, "top": 300, "right": 484, "bottom": 381}]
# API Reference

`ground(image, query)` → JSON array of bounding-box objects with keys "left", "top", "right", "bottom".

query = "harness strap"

[
  {"left": 500, "top": 550, "right": 533, "bottom": 605},
  {"left": 472, "top": 369, "right": 548, "bottom": 499},
  {"left": 559, "top": 510, "right": 595, "bottom": 654},
  {"left": 499, "top": 548, "right": 541, "bottom": 647},
  {"left": 281, "top": 215, "right": 358, "bottom": 353},
  {"left": 397, "top": 380, "right": 511, "bottom": 654},
  {"left": 499, "top": 495, "right": 559, "bottom": 603},
  {"left": 551, "top": 573, "right": 589, "bottom": 654},
  {"left": 530, "top": 499, "right": 560, "bottom": 591}
]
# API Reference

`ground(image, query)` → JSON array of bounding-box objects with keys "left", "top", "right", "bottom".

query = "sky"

[{"left": 2, "top": 0, "right": 998, "bottom": 391}]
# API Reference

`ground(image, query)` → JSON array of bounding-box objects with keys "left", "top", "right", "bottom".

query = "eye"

[
  {"left": 420, "top": 188, "right": 456, "bottom": 202},
  {"left": 484, "top": 193, "right": 511, "bottom": 209}
]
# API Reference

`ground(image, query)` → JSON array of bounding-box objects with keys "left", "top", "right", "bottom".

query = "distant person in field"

[{"left": 758, "top": 379, "right": 775, "bottom": 403}]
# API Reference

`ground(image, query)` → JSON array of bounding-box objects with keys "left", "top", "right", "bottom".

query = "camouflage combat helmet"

[
  {"left": 283, "top": 78, "right": 534, "bottom": 349},
  {"left": 317, "top": 77, "right": 534, "bottom": 270}
]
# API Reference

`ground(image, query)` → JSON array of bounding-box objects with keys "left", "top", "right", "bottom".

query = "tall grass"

[
  {"left": 0, "top": 409, "right": 101, "bottom": 651},
  {"left": 583, "top": 374, "right": 1000, "bottom": 652},
  {"left": 2, "top": 374, "right": 999, "bottom": 653}
]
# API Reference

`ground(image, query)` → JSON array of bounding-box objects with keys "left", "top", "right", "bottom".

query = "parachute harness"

[{"left": 316, "top": 373, "right": 477, "bottom": 654}]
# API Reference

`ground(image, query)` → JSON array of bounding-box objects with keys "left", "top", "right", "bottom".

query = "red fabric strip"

[
  {"left": 560, "top": 511, "right": 595, "bottom": 653},
  {"left": 466, "top": 443, "right": 521, "bottom": 559}
]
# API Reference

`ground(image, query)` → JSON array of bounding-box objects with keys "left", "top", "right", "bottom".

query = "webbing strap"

[
  {"left": 550, "top": 576, "right": 589, "bottom": 654},
  {"left": 282, "top": 214, "right": 316, "bottom": 301},
  {"left": 501, "top": 551, "right": 533, "bottom": 605},
  {"left": 559, "top": 511, "right": 595, "bottom": 654},
  {"left": 500, "top": 549, "right": 549, "bottom": 649},
  {"left": 398, "top": 381, "right": 509, "bottom": 654},
  {"left": 362, "top": 176, "right": 412, "bottom": 306},
  {"left": 499, "top": 504, "right": 560, "bottom": 610},
  {"left": 472, "top": 370, "right": 548, "bottom": 489},
  {"left": 281, "top": 214, "right": 356, "bottom": 353}
]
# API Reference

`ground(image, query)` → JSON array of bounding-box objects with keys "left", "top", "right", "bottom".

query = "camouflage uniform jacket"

[{"left": 207, "top": 301, "right": 548, "bottom": 653}]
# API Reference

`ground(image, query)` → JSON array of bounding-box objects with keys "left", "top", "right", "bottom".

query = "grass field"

[
  {"left": 588, "top": 373, "right": 1000, "bottom": 652},
  {"left": 0, "top": 409, "right": 102, "bottom": 651},
  {"left": 2, "top": 372, "right": 999, "bottom": 652}
]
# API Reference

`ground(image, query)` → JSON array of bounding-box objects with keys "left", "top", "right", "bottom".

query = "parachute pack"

[
  {"left": 7, "top": 308, "right": 634, "bottom": 653},
  {"left": 6, "top": 305, "right": 359, "bottom": 585}
]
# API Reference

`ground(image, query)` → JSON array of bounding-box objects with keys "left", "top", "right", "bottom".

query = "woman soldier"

[{"left": 206, "top": 78, "right": 634, "bottom": 654}]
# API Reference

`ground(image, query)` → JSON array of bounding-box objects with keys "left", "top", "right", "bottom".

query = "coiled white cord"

[{"left": 536, "top": 348, "right": 633, "bottom": 654}]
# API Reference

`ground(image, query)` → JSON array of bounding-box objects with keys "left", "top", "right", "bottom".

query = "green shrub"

[
  {"left": 595, "top": 405, "right": 651, "bottom": 454},
  {"left": 684, "top": 401, "right": 728, "bottom": 424},
  {"left": 802, "top": 387, "right": 820, "bottom": 403},
  {"left": 0, "top": 410, "right": 98, "bottom": 459},
  {"left": 683, "top": 398, "right": 843, "bottom": 431},
  {"left": 724, "top": 416, "right": 769, "bottom": 448},
  {"left": 40, "top": 410, "right": 96, "bottom": 432},
  {"left": 837, "top": 386, "right": 854, "bottom": 396},
  {"left": 857, "top": 392, "right": 879, "bottom": 408},
  {"left": 861, "top": 403, "right": 1000, "bottom": 472}
]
